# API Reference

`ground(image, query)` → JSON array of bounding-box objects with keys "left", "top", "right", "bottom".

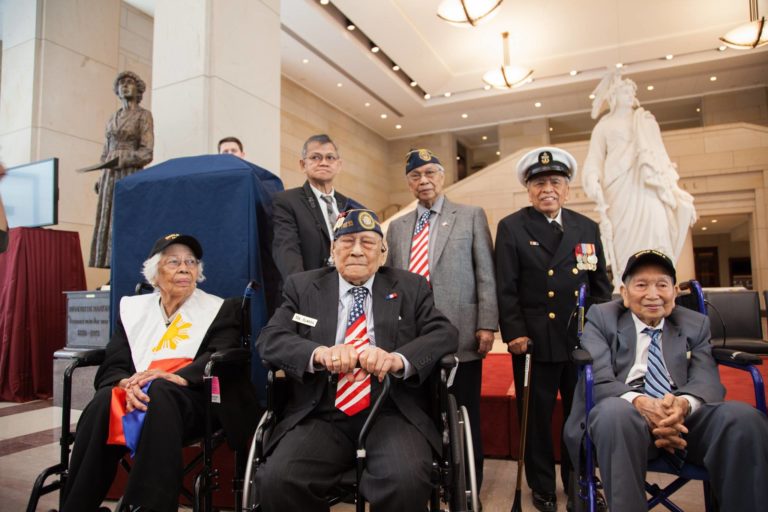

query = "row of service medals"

[{"left": 575, "top": 243, "right": 598, "bottom": 271}]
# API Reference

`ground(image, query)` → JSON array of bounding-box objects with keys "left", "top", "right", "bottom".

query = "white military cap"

[{"left": 516, "top": 146, "right": 578, "bottom": 185}]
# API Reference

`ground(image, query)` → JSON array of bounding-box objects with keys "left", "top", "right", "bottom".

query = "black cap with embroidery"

[
  {"left": 621, "top": 249, "right": 676, "bottom": 284},
  {"left": 148, "top": 233, "right": 203, "bottom": 259},
  {"left": 405, "top": 148, "right": 441, "bottom": 174}
]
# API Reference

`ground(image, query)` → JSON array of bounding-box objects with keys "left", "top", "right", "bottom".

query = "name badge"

[{"left": 292, "top": 313, "right": 318, "bottom": 327}]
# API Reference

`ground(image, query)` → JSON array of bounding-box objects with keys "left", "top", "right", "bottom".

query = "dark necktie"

[
  {"left": 642, "top": 327, "right": 672, "bottom": 398},
  {"left": 320, "top": 194, "right": 336, "bottom": 233}
]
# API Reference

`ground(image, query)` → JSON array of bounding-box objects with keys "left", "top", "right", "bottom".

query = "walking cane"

[{"left": 510, "top": 340, "right": 533, "bottom": 512}]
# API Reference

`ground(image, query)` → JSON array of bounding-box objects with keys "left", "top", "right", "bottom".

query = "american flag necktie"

[
  {"left": 408, "top": 209, "right": 431, "bottom": 281},
  {"left": 335, "top": 286, "right": 371, "bottom": 415},
  {"left": 642, "top": 327, "right": 672, "bottom": 398}
]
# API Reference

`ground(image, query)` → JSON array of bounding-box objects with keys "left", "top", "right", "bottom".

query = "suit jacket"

[
  {"left": 255, "top": 266, "right": 459, "bottom": 453},
  {"left": 564, "top": 300, "right": 726, "bottom": 465},
  {"left": 271, "top": 181, "right": 361, "bottom": 280},
  {"left": 495, "top": 206, "right": 612, "bottom": 362},
  {"left": 385, "top": 197, "right": 498, "bottom": 362}
]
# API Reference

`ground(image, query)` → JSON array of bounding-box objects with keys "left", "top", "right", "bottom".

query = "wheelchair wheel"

[
  {"left": 446, "top": 395, "right": 478, "bottom": 511},
  {"left": 242, "top": 410, "right": 272, "bottom": 512}
]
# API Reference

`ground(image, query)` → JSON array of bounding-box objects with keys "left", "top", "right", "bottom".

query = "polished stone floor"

[{"left": 4, "top": 400, "right": 705, "bottom": 511}]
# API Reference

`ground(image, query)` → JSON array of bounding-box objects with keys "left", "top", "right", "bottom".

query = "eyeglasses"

[
  {"left": 163, "top": 257, "right": 199, "bottom": 269},
  {"left": 407, "top": 169, "right": 442, "bottom": 182},
  {"left": 304, "top": 153, "right": 339, "bottom": 165}
]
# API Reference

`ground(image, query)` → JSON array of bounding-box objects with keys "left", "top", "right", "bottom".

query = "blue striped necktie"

[{"left": 642, "top": 327, "right": 672, "bottom": 398}]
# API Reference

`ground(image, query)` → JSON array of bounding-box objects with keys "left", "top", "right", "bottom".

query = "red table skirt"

[{"left": 0, "top": 227, "right": 86, "bottom": 401}]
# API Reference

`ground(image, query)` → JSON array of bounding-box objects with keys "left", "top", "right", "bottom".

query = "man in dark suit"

[
  {"left": 495, "top": 147, "right": 612, "bottom": 512},
  {"left": 271, "top": 134, "right": 363, "bottom": 280},
  {"left": 386, "top": 148, "right": 497, "bottom": 490},
  {"left": 256, "top": 209, "right": 458, "bottom": 512},
  {"left": 564, "top": 250, "right": 768, "bottom": 511}
]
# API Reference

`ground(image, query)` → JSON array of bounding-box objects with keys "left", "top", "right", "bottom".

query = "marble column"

[
  {"left": 0, "top": 0, "right": 122, "bottom": 288},
  {"left": 151, "top": 0, "right": 281, "bottom": 174}
]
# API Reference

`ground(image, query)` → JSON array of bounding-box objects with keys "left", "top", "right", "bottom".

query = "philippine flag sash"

[{"left": 106, "top": 289, "right": 223, "bottom": 454}]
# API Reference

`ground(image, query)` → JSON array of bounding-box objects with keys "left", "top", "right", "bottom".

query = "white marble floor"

[{"left": 3, "top": 400, "right": 705, "bottom": 512}]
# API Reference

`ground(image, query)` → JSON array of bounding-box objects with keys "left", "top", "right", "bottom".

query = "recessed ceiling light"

[
  {"left": 364, "top": 102, "right": 371, "bottom": 107},
  {"left": 481, "top": 135, "right": 488, "bottom": 141},
  {"left": 717, "top": 45, "right": 727, "bottom": 52},
  {"left": 710, "top": 76, "right": 717, "bottom": 81},
  {"left": 371, "top": 46, "right": 380, "bottom": 53},
  {"left": 549, "top": 127, "right": 554, "bottom": 132},
  {"left": 696, "top": 107, "right": 701, "bottom": 112},
  {"left": 483, "top": 85, "right": 491, "bottom": 91},
  {"left": 589, "top": 93, "right": 596, "bottom": 100},
  {"left": 444, "top": 92, "right": 452, "bottom": 97},
  {"left": 410, "top": 80, "right": 418, "bottom": 87},
  {"left": 711, "top": 219, "right": 718, "bottom": 223},
  {"left": 534, "top": 102, "right": 542, "bottom": 108},
  {"left": 701, "top": 226, "right": 708, "bottom": 231},
  {"left": 320, "top": 0, "right": 330, "bottom": 4},
  {"left": 395, "top": 124, "right": 402, "bottom": 130},
  {"left": 665, "top": 54, "right": 674, "bottom": 60},
  {"left": 380, "top": 113, "right": 388, "bottom": 119},
  {"left": 569, "top": 70, "right": 578, "bottom": 76},
  {"left": 423, "top": 93, "right": 431, "bottom": 100},
  {"left": 496, "top": 151, "right": 501, "bottom": 156},
  {"left": 456, "top": 156, "right": 461, "bottom": 160},
  {"left": 347, "top": 23, "right": 356, "bottom": 31},
  {"left": 461, "top": 113, "right": 468, "bottom": 119},
  {"left": 647, "top": 85, "right": 654, "bottom": 91},
  {"left": 392, "top": 65, "right": 400, "bottom": 71},
  {"left": 336, "top": 82, "right": 343, "bottom": 87},
  {"left": 302, "top": 58, "right": 309, "bottom": 64},
  {"left": 616, "top": 62, "right": 624, "bottom": 68}
]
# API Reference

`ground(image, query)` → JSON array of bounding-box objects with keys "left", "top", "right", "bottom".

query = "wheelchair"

[
  {"left": 241, "top": 354, "right": 479, "bottom": 511},
  {"left": 569, "top": 280, "right": 767, "bottom": 512},
  {"left": 26, "top": 282, "right": 261, "bottom": 512}
]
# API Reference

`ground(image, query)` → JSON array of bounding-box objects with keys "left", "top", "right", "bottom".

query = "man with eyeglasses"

[
  {"left": 272, "top": 134, "right": 364, "bottom": 281},
  {"left": 495, "top": 147, "right": 612, "bottom": 512},
  {"left": 385, "top": 148, "right": 497, "bottom": 493}
]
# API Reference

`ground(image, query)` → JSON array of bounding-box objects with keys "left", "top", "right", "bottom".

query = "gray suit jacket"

[
  {"left": 386, "top": 196, "right": 498, "bottom": 362},
  {"left": 564, "top": 300, "right": 726, "bottom": 466}
]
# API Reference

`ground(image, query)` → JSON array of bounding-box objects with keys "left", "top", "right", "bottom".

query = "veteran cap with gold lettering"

[
  {"left": 516, "top": 146, "right": 577, "bottom": 185},
  {"left": 621, "top": 249, "right": 676, "bottom": 284},
  {"left": 333, "top": 209, "right": 383, "bottom": 239},
  {"left": 148, "top": 233, "right": 203, "bottom": 259},
  {"left": 405, "top": 148, "right": 441, "bottom": 174}
]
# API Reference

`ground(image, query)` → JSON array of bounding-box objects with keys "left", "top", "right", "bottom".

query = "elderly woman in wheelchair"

[
  {"left": 60, "top": 234, "right": 241, "bottom": 512},
  {"left": 251, "top": 210, "right": 460, "bottom": 512}
]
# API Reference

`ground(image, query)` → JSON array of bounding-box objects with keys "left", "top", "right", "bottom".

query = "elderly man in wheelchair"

[
  {"left": 564, "top": 250, "right": 768, "bottom": 512},
  {"left": 252, "top": 209, "right": 459, "bottom": 512}
]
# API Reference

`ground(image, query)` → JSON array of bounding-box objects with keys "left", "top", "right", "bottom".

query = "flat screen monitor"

[{"left": 0, "top": 158, "right": 59, "bottom": 228}]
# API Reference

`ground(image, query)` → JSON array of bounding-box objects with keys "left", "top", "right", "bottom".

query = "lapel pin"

[
  {"left": 529, "top": 240, "right": 540, "bottom": 246},
  {"left": 441, "top": 221, "right": 449, "bottom": 227},
  {"left": 386, "top": 292, "right": 398, "bottom": 300}
]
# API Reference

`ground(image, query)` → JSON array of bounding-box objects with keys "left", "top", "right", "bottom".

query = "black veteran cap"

[
  {"left": 405, "top": 148, "right": 441, "bottom": 174},
  {"left": 148, "top": 233, "right": 203, "bottom": 259},
  {"left": 333, "top": 209, "right": 383, "bottom": 239},
  {"left": 621, "top": 249, "right": 676, "bottom": 284},
  {"left": 516, "top": 146, "right": 577, "bottom": 185}
]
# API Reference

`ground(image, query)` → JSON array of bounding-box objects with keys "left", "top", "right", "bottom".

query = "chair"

[
  {"left": 26, "top": 283, "right": 261, "bottom": 512},
  {"left": 570, "top": 280, "right": 766, "bottom": 512},
  {"left": 241, "top": 354, "right": 478, "bottom": 511},
  {"left": 705, "top": 289, "right": 768, "bottom": 354}
]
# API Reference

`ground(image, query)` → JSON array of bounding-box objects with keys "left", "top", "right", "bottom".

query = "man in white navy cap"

[{"left": 495, "top": 147, "right": 612, "bottom": 511}]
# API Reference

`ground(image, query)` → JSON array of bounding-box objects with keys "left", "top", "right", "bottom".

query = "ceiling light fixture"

[
  {"left": 665, "top": 54, "right": 674, "bottom": 60},
  {"left": 320, "top": 0, "right": 330, "bottom": 5},
  {"left": 482, "top": 135, "right": 488, "bottom": 141},
  {"left": 302, "top": 59, "right": 309, "bottom": 64},
  {"left": 615, "top": 62, "right": 624, "bottom": 68},
  {"left": 364, "top": 102, "right": 371, "bottom": 107},
  {"left": 483, "top": 85, "right": 492, "bottom": 91},
  {"left": 569, "top": 70, "right": 578, "bottom": 76},
  {"left": 346, "top": 21, "right": 356, "bottom": 31},
  {"left": 395, "top": 124, "right": 402, "bottom": 129},
  {"left": 710, "top": 75, "right": 718, "bottom": 81},
  {"left": 711, "top": 219, "right": 718, "bottom": 223},
  {"left": 380, "top": 113, "right": 388, "bottom": 119},
  {"left": 717, "top": 45, "right": 727, "bottom": 51},
  {"left": 589, "top": 93, "right": 596, "bottom": 100},
  {"left": 436, "top": 0, "right": 504, "bottom": 27},
  {"left": 392, "top": 65, "right": 400, "bottom": 71},
  {"left": 720, "top": 0, "right": 767, "bottom": 49},
  {"left": 444, "top": 92, "right": 452, "bottom": 97},
  {"left": 496, "top": 151, "right": 501, "bottom": 156},
  {"left": 336, "top": 82, "right": 343, "bottom": 87},
  {"left": 424, "top": 93, "right": 431, "bottom": 99},
  {"left": 534, "top": 102, "right": 542, "bottom": 108},
  {"left": 701, "top": 226, "right": 708, "bottom": 231},
  {"left": 410, "top": 80, "right": 418, "bottom": 87},
  {"left": 647, "top": 85, "right": 654, "bottom": 91},
  {"left": 371, "top": 45, "right": 380, "bottom": 53},
  {"left": 461, "top": 113, "right": 469, "bottom": 118},
  {"left": 482, "top": 32, "right": 533, "bottom": 89}
]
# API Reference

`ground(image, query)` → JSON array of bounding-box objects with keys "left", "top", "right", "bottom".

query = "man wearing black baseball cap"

[{"left": 565, "top": 249, "right": 768, "bottom": 512}]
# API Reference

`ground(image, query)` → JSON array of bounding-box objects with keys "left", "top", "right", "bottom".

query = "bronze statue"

[{"left": 89, "top": 71, "right": 154, "bottom": 268}]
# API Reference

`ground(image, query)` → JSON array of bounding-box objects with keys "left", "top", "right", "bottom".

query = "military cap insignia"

[
  {"left": 165, "top": 234, "right": 180, "bottom": 240},
  {"left": 359, "top": 211, "right": 377, "bottom": 229},
  {"left": 418, "top": 149, "right": 432, "bottom": 161},
  {"left": 539, "top": 151, "right": 552, "bottom": 165}
]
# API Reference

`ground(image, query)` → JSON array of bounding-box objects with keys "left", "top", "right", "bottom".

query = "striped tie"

[
  {"left": 408, "top": 209, "right": 431, "bottom": 281},
  {"left": 335, "top": 286, "right": 371, "bottom": 416},
  {"left": 642, "top": 327, "right": 672, "bottom": 398}
]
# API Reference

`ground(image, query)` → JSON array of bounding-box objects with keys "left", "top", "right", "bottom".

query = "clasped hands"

[
  {"left": 633, "top": 393, "right": 690, "bottom": 453},
  {"left": 314, "top": 344, "right": 403, "bottom": 382},
  {"left": 117, "top": 369, "right": 188, "bottom": 413}
]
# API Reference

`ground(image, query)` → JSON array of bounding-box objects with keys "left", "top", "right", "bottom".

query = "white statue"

[{"left": 582, "top": 70, "right": 697, "bottom": 290}]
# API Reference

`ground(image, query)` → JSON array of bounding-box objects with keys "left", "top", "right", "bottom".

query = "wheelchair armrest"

[
  {"left": 210, "top": 347, "right": 252, "bottom": 365},
  {"left": 440, "top": 354, "right": 458, "bottom": 369},
  {"left": 54, "top": 348, "right": 105, "bottom": 367},
  {"left": 572, "top": 348, "right": 593, "bottom": 366},
  {"left": 712, "top": 348, "right": 763, "bottom": 366}
]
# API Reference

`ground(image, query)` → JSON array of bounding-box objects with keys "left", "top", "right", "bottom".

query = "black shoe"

[{"left": 532, "top": 491, "right": 557, "bottom": 512}]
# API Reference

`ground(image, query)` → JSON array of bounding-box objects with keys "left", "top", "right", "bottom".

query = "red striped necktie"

[
  {"left": 335, "top": 286, "right": 371, "bottom": 415},
  {"left": 408, "top": 209, "right": 431, "bottom": 281}
]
